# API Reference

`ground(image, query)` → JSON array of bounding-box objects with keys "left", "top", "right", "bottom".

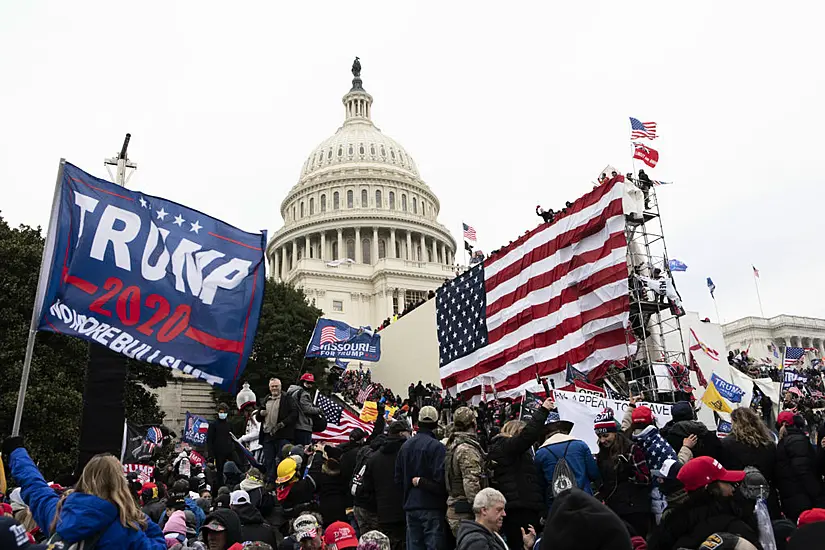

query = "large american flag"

[
  {"left": 313, "top": 393, "right": 374, "bottom": 444},
  {"left": 463, "top": 223, "right": 477, "bottom": 241},
  {"left": 784, "top": 347, "right": 806, "bottom": 367},
  {"left": 438, "top": 177, "right": 633, "bottom": 400},
  {"left": 320, "top": 325, "right": 350, "bottom": 345},
  {"left": 630, "top": 117, "right": 657, "bottom": 139}
]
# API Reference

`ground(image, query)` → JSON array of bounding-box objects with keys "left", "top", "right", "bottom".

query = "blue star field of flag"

[
  {"left": 317, "top": 393, "right": 343, "bottom": 425},
  {"left": 436, "top": 263, "right": 488, "bottom": 366}
]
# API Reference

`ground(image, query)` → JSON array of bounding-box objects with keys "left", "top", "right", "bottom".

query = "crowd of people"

[
  {"left": 6, "top": 364, "right": 825, "bottom": 550},
  {"left": 375, "top": 292, "right": 437, "bottom": 333}
]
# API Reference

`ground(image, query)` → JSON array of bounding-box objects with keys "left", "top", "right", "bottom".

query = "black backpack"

[
  {"left": 46, "top": 530, "right": 105, "bottom": 549},
  {"left": 548, "top": 442, "right": 578, "bottom": 498}
]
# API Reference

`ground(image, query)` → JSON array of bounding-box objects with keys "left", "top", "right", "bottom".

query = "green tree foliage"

[
  {"left": 214, "top": 279, "right": 329, "bottom": 406},
  {"left": 0, "top": 213, "right": 167, "bottom": 479}
]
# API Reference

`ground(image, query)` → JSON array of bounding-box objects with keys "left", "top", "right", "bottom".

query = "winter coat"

[
  {"left": 10, "top": 447, "right": 165, "bottom": 549},
  {"left": 647, "top": 493, "right": 762, "bottom": 550},
  {"left": 158, "top": 499, "right": 206, "bottom": 533},
  {"left": 202, "top": 509, "right": 242, "bottom": 547},
  {"left": 337, "top": 440, "right": 362, "bottom": 509},
  {"left": 239, "top": 478, "right": 275, "bottom": 519},
  {"left": 534, "top": 434, "right": 601, "bottom": 508},
  {"left": 207, "top": 418, "right": 235, "bottom": 460},
  {"left": 142, "top": 499, "right": 167, "bottom": 525},
  {"left": 446, "top": 431, "right": 486, "bottom": 510},
  {"left": 486, "top": 407, "right": 547, "bottom": 513},
  {"left": 363, "top": 435, "right": 406, "bottom": 524},
  {"left": 239, "top": 415, "right": 263, "bottom": 453},
  {"left": 660, "top": 419, "right": 721, "bottom": 460},
  {"left": 719, "top": 436, "right": 780, "bottom": 518},
  {"left": 395, "top": 429, "right": 448, "bottom": 511},
  {"left": 287, "top": 384, "right": 321, "bottom": 432},
  {"left": 233, "top": 503, "right": 279, "bottom": 547},
  {"left": 256, "top": 392, "right": 299, "bottom": 441},
  {"left": 277, "top": 476, "right": 316, "bottom": 521},
  {"left": 596, "top": 442, "right": 651, "bottom": 518},
  {"left": 310, "top": 459, "right": 349, "bottom": 528},
  {"left": 775, "top": 426, "right": 824, "bottom": 522},
  {"left": 455, "top": 519, "right": 507, "bottom": 550}
]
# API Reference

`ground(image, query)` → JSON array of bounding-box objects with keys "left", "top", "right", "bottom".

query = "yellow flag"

[
  {"left": 0, "top": 454, "right": 6, "bottom": 495},
  {"left": 385, "top": 406, "right": 398, "bottom": 420},
  {"left": 701, "top": 383, "right": 732, "bottom": 414},
  {"left": 360, "top": 401, "right": 378, "bottom": 422}
]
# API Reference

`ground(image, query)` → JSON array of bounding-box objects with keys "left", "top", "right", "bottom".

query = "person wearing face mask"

[
  {"left": 647, "top": 456, "right": 760, "bottom": 550},
  {"left": 208, "top": 403, "right": 237, "bottom": 489}
]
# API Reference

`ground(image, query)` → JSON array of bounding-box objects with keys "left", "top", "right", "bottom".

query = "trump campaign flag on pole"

[
  {"left": 35, "top": 162, "right": 266, "bottom": 391},
  {"left": 305, "top": 318, "right": 381, "bottom": 361}
]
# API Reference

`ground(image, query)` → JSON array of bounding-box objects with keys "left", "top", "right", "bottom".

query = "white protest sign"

[{"left": 553, "top": 390, "right": 673, "bottom": 453}]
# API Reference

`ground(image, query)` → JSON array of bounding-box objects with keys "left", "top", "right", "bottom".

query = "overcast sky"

[{"left": 1, "top": 1, "right": 823, "bottom": 325}]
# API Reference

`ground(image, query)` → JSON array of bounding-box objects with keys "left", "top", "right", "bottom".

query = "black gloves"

[{"left": 2, "top": 436, "right": 24, "bottom": 457}]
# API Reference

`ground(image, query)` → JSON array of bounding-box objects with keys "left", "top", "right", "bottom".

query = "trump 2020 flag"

[
  {"left": 305, "top": 318, "right": 381, "bottom": 361},
  {"left": 668, "top": 259, "right": 687, "bottom": 272},
  {"left": 37, "top": 163, "right": 266, "bottom": 390}
]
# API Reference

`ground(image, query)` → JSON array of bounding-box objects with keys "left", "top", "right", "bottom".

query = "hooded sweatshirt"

[
  {"left": 534, "top": 433, "right": 600, "bottom": 508},
  {"left": 541, "top": 488, "right": 633, "bottom": 550},
  {"left": 202, "top": 508, "right": 242, "bottom": 547},
  {"left": 10, "top": 447, "right": 165, "bottom": 549},
  {"left": 455, "top": 519, "right": 507, "bottom": 550}
]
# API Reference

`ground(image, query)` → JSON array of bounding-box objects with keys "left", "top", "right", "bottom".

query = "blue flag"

[
  {"left": 182, "top": 412, "right": 209, "bottom": 446},
  {"left": 707, "top": 277, "right": 716, "bottom": 298},
  {"left": 37, "top": 163, "right": 266, "bottom": 391},
  {"left": 710, "top": 373, "right": 745, "bottom": 403},
  {"left": 306, "top": 319, "right": 381, "bottom": 361},
  {"left": 333, "top": 359, "right": 349, "bottom": 370},
  {"left": 668, "top": 259, "right": 687, "bottom": 272}
]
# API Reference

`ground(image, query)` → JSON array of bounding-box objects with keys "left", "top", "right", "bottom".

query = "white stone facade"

[
  {"left": 267, "top": 70, "right": 457, "bottom": 328},
  {"left": 722, "top": 315, "right": 825, "bottom": 358}
]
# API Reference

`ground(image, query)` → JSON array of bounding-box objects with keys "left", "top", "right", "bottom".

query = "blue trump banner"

[
  {"left": 710, "top": 373, "right": 745, "bottom": 403},
  {"left": 37, "top": 163, "right": 265, "bottom": 391},
  {"left": 305, "top": 318, "right": 381, "bottom": 361},
  {"left": 182, "top": 412, "right": 209, "bottom": 446}
]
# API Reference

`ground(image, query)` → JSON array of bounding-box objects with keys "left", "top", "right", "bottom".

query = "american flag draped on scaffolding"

[{"left": 437, "top": 177, "right": 634, "bottom": 400}]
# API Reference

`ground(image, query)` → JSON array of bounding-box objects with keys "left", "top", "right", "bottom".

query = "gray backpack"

[{"left": 549, "top": 442, "right": 578, "bottom": 497}]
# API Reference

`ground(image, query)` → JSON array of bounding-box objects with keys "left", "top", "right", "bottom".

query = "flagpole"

[
  {"left": 753, "top": 271, "right": 765, "bottom": 318},
  {"left": 12, "top": 159, "right": 66, "bottom": 437},
  {"left": 712, "top": 296, "right": 722, "bottom": 325}
]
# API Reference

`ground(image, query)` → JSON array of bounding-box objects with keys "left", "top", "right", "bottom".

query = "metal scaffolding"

[{"left": 605, "top": 183, "right": 688, "bottom": 402}]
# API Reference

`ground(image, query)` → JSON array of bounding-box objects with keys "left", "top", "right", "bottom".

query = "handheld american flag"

[
  {"left": 438, "top": 177, "right": 633, "bottom": 400},
  {"left": 784, "top": 347, "right": 805, "bottom": 367},
  {"left": 313, "top": 393, "right": 374, "bottom": 444}
]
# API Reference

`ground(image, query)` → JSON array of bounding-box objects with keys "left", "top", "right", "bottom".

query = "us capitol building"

[{"left": 266, "top": 59, "right": 458, "bottom": 328}]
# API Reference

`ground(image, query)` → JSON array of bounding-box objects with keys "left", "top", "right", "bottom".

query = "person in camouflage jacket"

[{"left": 445, "top": 407, "right": 486, "bottom": 536}]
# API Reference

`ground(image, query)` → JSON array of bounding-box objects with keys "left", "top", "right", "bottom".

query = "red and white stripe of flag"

[{"left": 441, "top": 178, "right": 634, "bottom": 401}]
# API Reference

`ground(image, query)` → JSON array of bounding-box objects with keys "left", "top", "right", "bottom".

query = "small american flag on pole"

[
  {"left": 784, "top": 347, "right": 805, "bottom": 367},
  {"left": 313, "top": 393, "right": 373, "bottom": 444},
  {"left": 357, "top": 383, "right": 375, "bottom": 404},
  {"left": 630, "top": 117, "right": 657, "bottom": 139},
  {"left": 463, "top": 223, "right": 477, "bottom": 242}
]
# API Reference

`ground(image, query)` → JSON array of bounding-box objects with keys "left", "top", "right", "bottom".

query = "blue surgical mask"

[{"left": 218, "top": 412, "right": 228, "bottom": 420}]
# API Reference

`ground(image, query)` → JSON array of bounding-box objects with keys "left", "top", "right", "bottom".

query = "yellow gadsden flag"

[
  {"left": 360, "top": 401, "right": 379, "bottom": 422},
  {"left": 701, "top": 383, "right": 732, "bottom": 414}
]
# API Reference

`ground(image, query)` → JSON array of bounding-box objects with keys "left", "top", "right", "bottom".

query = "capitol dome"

[{"left": 267, "top": 59, "right": 457, "bottom": 329}]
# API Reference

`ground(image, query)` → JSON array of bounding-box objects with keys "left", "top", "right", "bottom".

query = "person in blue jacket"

[
  {"left": 534, "top": 411, "right": 601, "bottom": 510},
  {"left": 4, "top": 436, "right": 166, "bottom": 549}
]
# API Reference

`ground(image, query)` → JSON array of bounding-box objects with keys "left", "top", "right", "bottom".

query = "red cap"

[
  {"left": 677, "top": 456, "right": 745, "bottom": 492},
  {"left": 300, "top": 373, "right": 315, "bottom": 383},
  {"left": 798, "top": 508, "right": 825, "bottom": 527},
  {"left": 323, "top": 521, "right": 358, "bottom": 549},
  {"left": 0, "top": 503, "right": 12, "bottom": 516},
  {"left": 777, "top": 411, "right": 795, "bottom": 427},
  {"left": 631, "top": 405, "right": 654, "bottom": 426}
]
